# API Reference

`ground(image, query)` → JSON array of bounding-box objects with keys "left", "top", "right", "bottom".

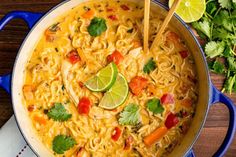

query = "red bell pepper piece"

[
  {"left": 107, "top": 50, "right": 124, "bottom": 65},
  {"left": 111, "top": 127, "right": 122, "bottom": 141},
  {"left": 67, "top": 50, "right": 81, "bottom": 64},
  {"left": 78, "top": 97, "right": 91, "bottom": 115},
  {"left": 129, "top": 76, "right": 148, "bottom": 96},
  {"left": 165, "top": 113, "right": 179, "bottom": 129},
  {"left": 161, "top": 93, "right": 175, "bottom": 105}
]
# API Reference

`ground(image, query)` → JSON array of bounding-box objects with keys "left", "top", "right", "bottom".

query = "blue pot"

[{"left": 0, "top": 0, "right": 235, "bottom": 156}]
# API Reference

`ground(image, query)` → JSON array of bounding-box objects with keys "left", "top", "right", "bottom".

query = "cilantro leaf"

[
  {"left": 88, "top": 17, "right": 107, "bottom": 37},
  {"left": 47, "top": 103, "right": 72, "bottom": 121},
  {"left": 206, "top": 1, "right": 218, "bottom": 16},
  {"left": 143, "top": 58, "right": 157, "bottom": 74},
  {"left": 205, "top": 41, "right": 225, "bottom": 58},
  {"left": 223, "top": 75, "right": 236, "bottom": 93},
  {"left": 223, "top": 45, "right": 234, "bottom": 57},
  {"left": 211, "top": 60, "right": 225, "bottom": 74},
  {"left": 192, "top": 19, "right": 211, "bottom": 39},
  {"left": 213, "top": 10, "right": 234, "bottom": 32},
  {"left": 52, "top": 135, "right": 76, "bottom": 154},
  {"left": 146, "top": 98, "right": 164, "bottom": 114},
  {"left": 119, "top": 104, "right": 140, "bottom": 125},
  {"left": 227, "top": 57, "right": 236, "bottom": 72},
  {"left": 219, "top": 0, "right": 233, "bottom": 9},
  {"left": 212, "top": 27, "right": 235, "bottom": 40}
]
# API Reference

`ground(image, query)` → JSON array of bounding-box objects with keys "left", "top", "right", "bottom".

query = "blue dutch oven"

[{"left": 0, "top": 0, "right": 235, "bottom": 157}]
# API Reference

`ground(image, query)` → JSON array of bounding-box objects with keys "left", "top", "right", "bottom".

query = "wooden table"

[{"left": 0, "top": 0, "right": 235, "bottom": 156}]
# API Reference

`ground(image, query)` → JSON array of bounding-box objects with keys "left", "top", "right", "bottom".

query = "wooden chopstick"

[
  {"left": 144, "top": 0, "right": 150, "bottom": 54},
  {"left": 150, "top": 0, "right": 181, "bottom": 51}
]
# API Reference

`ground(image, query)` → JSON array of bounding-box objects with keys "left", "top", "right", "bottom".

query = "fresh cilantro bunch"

[{"left": 192, "top": 0, "right": 236, "bottom": 94}]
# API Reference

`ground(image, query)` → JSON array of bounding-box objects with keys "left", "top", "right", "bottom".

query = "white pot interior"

[{"left": 12, "top": 0, "right": 210, "bottom": 156}]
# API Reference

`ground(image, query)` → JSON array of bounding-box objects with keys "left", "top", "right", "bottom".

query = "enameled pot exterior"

[{"left": 0, "top": 0, "right": 235, "bottom": 157}]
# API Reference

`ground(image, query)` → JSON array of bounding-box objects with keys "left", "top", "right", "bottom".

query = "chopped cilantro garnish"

[
  {"left": 143, "top": 58, "right": 157, "bottom": 74},
  {"left": 47, "top": 103, "right": 72, "bottom": 121},
  {"left": 191, "top": 0, "right": 236, "bottom": 94},
  {"left": 146, "top": 98, "right": 164, "bottom": 114},
  {"left": 119, "top": 104, "right": 140, "bottom": 125},
  {"left": 52, "top": 135, "right": 76, "bottom": 154},
  {"left": 88, "top": 17, "right": 107, "bottom": 37}
]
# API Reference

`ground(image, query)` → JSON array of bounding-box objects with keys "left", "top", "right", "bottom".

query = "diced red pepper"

[
  {"left": 107, "top": 8, "right": 114, "bottom": 12},
  {"left": 165, "top": 113, "right": 179, "bottom": 129},
  {"left": 108, "top": 15, "right": 118, "bottom": 21},
  {"left": 120, "top": 4, "right": 130, "bottom": 10},
  {"left": 78, "top": 97, "right": 91, "bottom": 115},
  {"left": 78, "top": 81, "right": 84, "bottom": 88},
  {"left": 161, "top": 93, "right": 175, "bottom": 105},
  {"left": 179, "top": 50, "right": 189, "bottom": 59},
  {"left": 111, "top": 127, "right": 122, "bottom": 141},
  {"left": 129, "top": 76, "right": 148, "bottom": 96},
  {"left": 67, "top": 50, "right": 81, "bottom": 64},
  {"left": 107, "top": 50, "right": 124, "bottom": 65}
]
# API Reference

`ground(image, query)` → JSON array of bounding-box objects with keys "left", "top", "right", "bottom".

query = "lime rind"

[
  {"left": 85, "top": 62, "right": 118, "bottom": 92},
  {"left": 169, "top": 0, "right": 206, "bottom": 23},
  {"left": 99, "top": 73, "right": 129, "bottom": 110}
]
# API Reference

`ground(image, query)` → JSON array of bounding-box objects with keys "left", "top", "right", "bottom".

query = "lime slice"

[
  {"left": 99, "top": 73, "right": 129, "bottom": 110},
  {"left": 169, "top": 0, "right": 205, "bottom": 23},
  {"left": 85, "top": 62, "right": 118, "bottom": 92}
]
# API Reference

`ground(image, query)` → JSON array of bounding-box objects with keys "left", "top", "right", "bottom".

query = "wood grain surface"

[{"left": 0, "top": 0, "right": 235, "bottom": 157}]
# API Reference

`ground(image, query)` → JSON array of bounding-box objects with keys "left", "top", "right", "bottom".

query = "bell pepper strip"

[
  {"left": 111, "top": 127, "right": 122, "bottom": 141},
  {"left": 165, "top": 113, "right": 179, "bottom": 129},
  {"left": 67, "top": 50, "right": 81, "bottom": 64},
  {"left": 160, "top": 93, "right": 175, "bottom": 105},
  {"left": 82, "top": 9, "right": 95, "bottom": 19},
  {"left": 107, "top": 50, "right": 124, "bottom": 65},
  {"left": 108, "top": 15, "right": 118, "bottom": 21},
  {"left": 179, "top": 50, "right": 189, "bottom": 59},
  {"left": 78, "top": 97, "right": 91, "bottom": 115},
  {"left": 120, "top": 4, "right": 130, "bottom": 11},
  {"left": 129, "top": 76, "right": 148, "bottom": 96},
  {"left": 143, "top": 126, "right": 168, "bottom": 147}
]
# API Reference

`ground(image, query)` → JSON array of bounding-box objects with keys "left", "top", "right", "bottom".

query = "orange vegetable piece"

[
  {"left": 181, "top": 98, "right": 193, "bottom": 108},
  {"left": 129, "top": 76, "right": 148, "bottom": 96},
  {"left": 82, "top": 10, "right": 95, "bottom": 19},
  {"left": 33, "top": 115, "right": 47, "bottom": 125},
  {"left": 143, "top": 126, "right": 168, "bottom": 147}
]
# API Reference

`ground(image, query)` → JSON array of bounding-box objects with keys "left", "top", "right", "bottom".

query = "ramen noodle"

[{"left": 22, "top": 0, "right": 198, "bottom": 156}]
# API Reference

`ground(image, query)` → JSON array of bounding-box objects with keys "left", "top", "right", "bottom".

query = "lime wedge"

[
  {"left": 169, "top": 0, "right": 205, "bottom": 23},
  {"left": 99, "top": 73, "right": 129, "bottom": 110},
  {"left": 85, "top": 62, "right": 118, "bottom": 92}
]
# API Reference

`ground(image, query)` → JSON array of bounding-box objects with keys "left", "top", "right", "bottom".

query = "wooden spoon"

[
  {"left": 143, "top": 0, "right": 150, "bottom": 54},
  {"left": 150, "top": 0, "right": 181, "bottom": 51}
]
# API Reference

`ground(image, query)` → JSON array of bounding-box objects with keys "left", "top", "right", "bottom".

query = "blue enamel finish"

[
  {"left": 210, "top": 84, "right": 236, "bottom": 157},
  {"left": 186, "top": 150, "right": 195, "bottom": 157},
  {"left": 0, "top": 11, "right": 43, "bottom": 94},
  {"left": 0, "top": 74, "right": 11, "bottom": 94},
  {"left": 0, "top": 11, "right": 43, "bottom": 30}
]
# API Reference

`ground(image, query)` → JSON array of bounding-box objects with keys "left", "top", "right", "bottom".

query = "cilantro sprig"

[
  {"left": 146, "top": 98, "right": 164, "bottom": 114},
  {"left": 88, "top": 17, "right": 107, "bottom": 37},
  {"left": 47, "top": 103, "right": 72, "bottom": 121},
  {"left": 192, "top": 0, "right": 236, "bottom": 94},
  {"left": 52, "top": 135, "right": 76, "bottom": 154},
  {"left": 119, "top": 104, "right": 140, "bottom": 125},
  {"left": 143, "top": 58, "right": 157, "bottom": 74}
]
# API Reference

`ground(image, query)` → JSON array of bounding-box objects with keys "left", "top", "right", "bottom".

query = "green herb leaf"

[
  {"left": 205, "top": 41, "right": 225, "bottom": 58},
  {"left": 227, "top": 57, "right": 236, "bottom": 72},
  {"left": 206, "top": 1, "right": 218, "bottom": 16},
  {"left": 192, "top": 18, "right": 211, "bottom": 39},
  {"left": 146, "top": 98, "right": 164, "bottom": 114},
  {"left": 143, "top": 58, "right": 157, "bottom": 74},
  {"left": 47, "top": 103, "right": 72, "bottom": 121},
  {"left": 223, "top": 75, "right": 236, "bottom": 93},
  {"left": 52, "top": 135, "right": 76, "bottom": 154},
  {"left": 49, "top": 23, "right": 60, "bottom": 32},
  {"left": 119, "top": 104, "right": 140, "bottom": 125},
  {"left": 88, "top": 17, "right": 107, "bottom": 37},
  {"left": 211, "top": 60, "right": 225, "bottom": 74},
  {"left": 213, "top": 10, "right": 234, "bottom": 32},
  {"left": 219, "top": 0, "right": 233, "bottom": 9}
]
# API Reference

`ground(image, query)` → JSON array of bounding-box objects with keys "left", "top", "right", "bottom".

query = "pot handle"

[
  {"left": 0, "top": 11, "right": 43, "bottom": 30},
  {"left": 0, "top": 11, "right": 43, "bottom": 94},
  {"left": 209, "top": 84, "right": 236, "bottom": 157}
]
